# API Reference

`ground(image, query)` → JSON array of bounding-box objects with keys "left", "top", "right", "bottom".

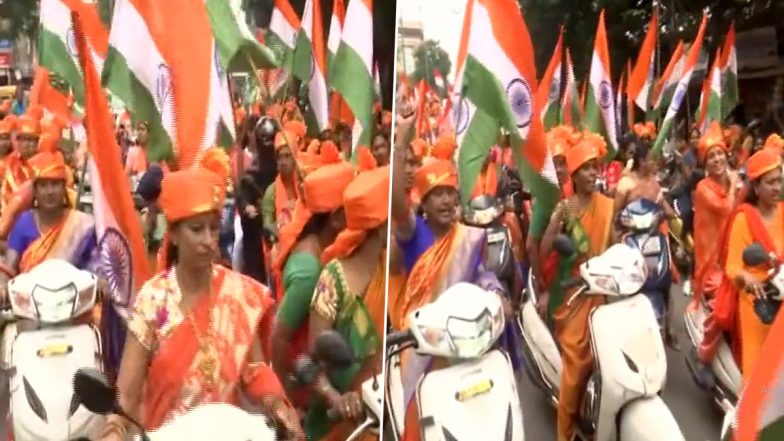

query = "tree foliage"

[
  {"left": 410, "top": 40, "right": 451, "bottom": 96},
  {"left": 0, "top": 0, "right": 38, "bottom": 40},
  {"left": 521, "top": 0, "right": 784, "bottom": 82}
]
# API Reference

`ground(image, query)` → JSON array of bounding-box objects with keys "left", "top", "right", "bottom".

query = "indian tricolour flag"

[
  {"left": 652, "top": 15, "right": 707, "bottom": 154},
  {"left": 735, "top": 302, "right": 784, "bottom": 440},
  {"left": 207, "top": 0, "right": 279, "bottom": 74},
  {"left": 651, "top": 40, "right": 685, "bottom": 119},
  {"left": 695, "top": 48, "right": 722, "bottom": 133},
  {"left": 327, "top": 0, "right": 346, "bottom": 74},
  {"left": 103, "top": 0, "right": 175, "bottom": 162},
  {"left": 561, "top": 48, "right": 581, "bottom": 127},
  {"left": 453, "top": 0, "right": 558, "bottom": 213},
  {"left": 719, "top": 23, "right": 739, "bottom": 118},
  {"left": 330, "top": 0, "right": 374, "bottom": 156},
  {"left": 584, "top": 10, "right": 619, "bottom": 156},
  {"left": 292, "top": 0, "right": 329, "bottom": 135},
  {"left": 39, "top": 0, "right": 108, "bottom": 107},
  {"left": 267, "top": 0, "right": 300, "bottom": 68},
  {"left": 628, "top": 8, "right": 657, "bottom": 113},
  {"left": 537, "top": 28, "right": 563, "bottom": 131}
]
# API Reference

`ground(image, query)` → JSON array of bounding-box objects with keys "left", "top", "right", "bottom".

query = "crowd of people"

[
  {"left": 0, "top": 83, "right": 392, "bottom": 441},
  {"left": 387, "top": 84, "right": 784, "bottom": 439}
]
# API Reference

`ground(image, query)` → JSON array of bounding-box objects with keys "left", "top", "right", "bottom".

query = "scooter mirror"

[
  {"left": 315, "top": 330, "right": 355, "bottom": 370},
  {"left": 743, "top": 243, "right": 769, "bottom": 267},
  {"left": 553, "top": 234, "right": 576, "bottom": 256},
  {"left": 73, "top": 368, "right": 116, "bottom": 415}
]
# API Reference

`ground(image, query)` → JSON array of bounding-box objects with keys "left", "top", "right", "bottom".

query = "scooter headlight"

[
  {"left": 31, "top": 284, "right": 78, "bottom": 324},
  {"left": 445, "top": 308, "right": 504, "bottom": 359},
  {"left": 593, "top": 275, "right": 619, "bottom": 293}
]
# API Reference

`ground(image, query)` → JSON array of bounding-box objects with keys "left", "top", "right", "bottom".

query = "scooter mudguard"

[
  {"left": 144, "top": 403, "right": 274, "bottom": 441},
  {"left": 589, "top": 295, "right": 667, "bottom": 441},
  {"left": 517, "top": 298, "right": 561, "bottom": 394},
  {"left": 416, "top": 350, "right": 524, "bottom": 441},
  {"left": 618, "top": 397, "right": 685, "bottom": 441},
  {"left": 10, "top": 324, "right": 104, "bottom": 441}
]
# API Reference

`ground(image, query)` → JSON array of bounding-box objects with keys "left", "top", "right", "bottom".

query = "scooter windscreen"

[
  {"left": 8, "top": 260, "right": 97, "bottom": 323},
  {"left": 619, "top": 199, "right": 663, "bottom": 232},
  {"left": 408, "top": 283, "right": 505, "bottom": 359}
]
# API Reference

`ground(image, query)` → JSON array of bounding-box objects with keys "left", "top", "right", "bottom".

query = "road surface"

[{"left": 519, "top": 284, "right": 724, "bottom": 441}]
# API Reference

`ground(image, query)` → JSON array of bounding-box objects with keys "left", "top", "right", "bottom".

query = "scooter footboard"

[
  {"left": 619, "top": 397, "right": 684, "bottom": 441},
  {"left": 417, "top": 350, "right": 524, "bottom": 441}
]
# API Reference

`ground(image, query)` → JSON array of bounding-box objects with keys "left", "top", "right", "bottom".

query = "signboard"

[
  {"left": 0, "top": 40, "right": 11, "bottom": 50},
  {"left": 0, "top": 53, "right": 11, "bottom": 68}
]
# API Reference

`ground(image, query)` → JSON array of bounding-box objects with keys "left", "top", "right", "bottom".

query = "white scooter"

[
  {"left": 3, "top": 259, "right": 104, "bottom": 441},
  {"left": 518, "top": 235, "right": 684, "bottom": 440},
  {"left": 72, "top": 368, "right": 277, "bottom": 440},
  {"left": 383, "top": 283, "right": 524, "bottom": 440}
]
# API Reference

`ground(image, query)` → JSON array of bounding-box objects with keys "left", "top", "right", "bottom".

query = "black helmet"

[{"left": 255, "top": 116, "right": 278, "bottom": 144}]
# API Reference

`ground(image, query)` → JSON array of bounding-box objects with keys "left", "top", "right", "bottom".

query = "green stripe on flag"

[
  {"left": 102, "top": 46, "right": 173, "bottom": 162},
  {"left": 207, "top": 0, "right": 279, "bottom": 73},
  {"left": 39, "top": 28, "right": 85, "bottom": 105},
  {"left": 331, "top": 43, "right": 374, "bottom": 151}
]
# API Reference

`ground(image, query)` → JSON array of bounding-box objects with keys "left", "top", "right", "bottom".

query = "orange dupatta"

[{"left": 19, "top": 210, "right": 74, "bottom": 273}]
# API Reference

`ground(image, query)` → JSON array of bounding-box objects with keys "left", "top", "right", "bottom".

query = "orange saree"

[{"left": 128, "top": 265, "right": 285, "bottom": 430}]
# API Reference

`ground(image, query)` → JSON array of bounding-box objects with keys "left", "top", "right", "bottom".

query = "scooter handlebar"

[
  {"left": 561, "top": 277, "right": 583, "bottom": 290},
  {"left": 385, "top": 329, "right": 414, "bottom": 347}
]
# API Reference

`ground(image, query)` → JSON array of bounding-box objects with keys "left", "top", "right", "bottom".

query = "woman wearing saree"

[
  {"left": 720, "top": 149, "right": 784, "bottom": 385},
  {"left": 0, "top": 150, "right": 96, "bottom": 294},
  {"left": 689, "top": 122, "right": 741, "bottom": 388},
  {"left": 539, "top": 138, "right": 614, "bottom": 441},
  {"left": 389, "top": 112, "right": 508, "bottom": 441},
  {"left": 100, "top": 148, "right": 301, "bottom": 440},
  {"left": 271, "top": 162, "right": 352, "bottom": 405},
  {"left": 306, "top": 165, "right": 389, "bottom": 440}
]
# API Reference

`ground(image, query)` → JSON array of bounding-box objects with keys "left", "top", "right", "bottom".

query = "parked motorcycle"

[
  {"left": 685, "top": 242, "right": 783, "bottom": 412},
  {"left": 384, "top": 282, "right": 524, "bottom": 441},
  {"left": 72, "top": 368, "right": 277, "bottom": 440},
  {"left": 3, "top": 259, "right": 105, "bottom": 440},
  {"left": 617, "top": 198, "right": 674, "bottom": 328},
  {"left": 518, "top": 236, "right": 685, "bottom": 440},
  {"left": 291, "top": 330, "right": 383, "bottom": 441}
]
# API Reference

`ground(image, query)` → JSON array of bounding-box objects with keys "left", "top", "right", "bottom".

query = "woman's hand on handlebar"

[
  {"left": 740, "top": 272, "right": 766, "bottom": 300},
  {"left": 327, "top": 390, "right": 363, "bottom": 421},
  {"left": 268, "top": 399, "right": 305, "bottom": 440}
]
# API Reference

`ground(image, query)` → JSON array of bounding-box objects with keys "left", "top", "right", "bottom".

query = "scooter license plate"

[
  {"left": 37, "top": 343, "right": 73, "bottom": 358},
  {"left": 488, "top": 232, "right": 505, "bottom": 243},
  {"left": 456, "top": 378, "right": 494, "bottom": 401},
  {"left": 642, "top": 237, "right": 661, "bottom": 255}
]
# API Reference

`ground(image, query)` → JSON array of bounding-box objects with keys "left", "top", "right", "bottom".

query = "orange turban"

[
  {"left": 40, "top": 118, "right": 63, "bottom": 141},
  {"left": 414, "top": 159, "right": 457, "bottom": 200},
  {"left": 546, "top": 125, "right": 575, "bottom": 157},
  {"left": 566, "top": 139, "right": 600, "bottom": 175},
  {"left": 159, "top": 148, "right": 228, "bottom": 223},
  {"left": 432, "top": 133, "right": 457, "bottom": 160},
  {"left": 275, "top": 130, "right": 296, "bottom": 152},
  {"left": 746, "top": 149, "right": 782, "bottom": 181},
  {"left": 633, "top": 121, "right": 657, "bottom": 140},
  {"left": 321, "top": 165, "right": 390, "bottom": 263},
  {"left": 579, "top": 131, "right": 607, "bottom": 158},
  {"left": 698, "top": 121, "right": 727, "bottom": 162},
  {"left": 37, "top": 133, "right": 60, "bottom": 154},
  {"left": 319, "top": 141, "right": 341, "bottom": 165},
  {"left": 410, "top": 139, "right": 427, "bottom": 160},
  {"left": 17, "top": 115, "right": 40, "bottom": 137},
  {"left": 0, "top": 118, "right": 14, "bottom": 135},
  {"left": 356, "top": 146, "right": 377, "bottom": 172},
  {"left": 275, "top": 162, "right": 355, "bottom": 273},
  {"left": 763, "top": 133, "right": 784, "bottom": 157},
  {"left": 29, "top": 151, "right": 66, "bottom": 180}
]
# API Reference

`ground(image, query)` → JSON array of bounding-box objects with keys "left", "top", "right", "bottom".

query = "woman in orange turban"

[
  {"left": 539, "top": 138, "right": 614, "bottom": 441},
  {"left": 689, "top": 122, "right": 743, "bottom": 388},
  {"left": 261, "top": 130, "right": 300, "bottom": 243},
  {"left": 716, "top": 149, "right": 784, "bottom": 385},
  {"left": 307, "top": 166, "right": 389, "bottom": 441},
  {"left": 270, "top": 162, "right": 353, "bottom": 407},
  {"left": 101, "top": 148, "right": 302, "bottom": 440}
]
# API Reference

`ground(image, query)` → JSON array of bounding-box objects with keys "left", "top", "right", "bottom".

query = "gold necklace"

[{"left": 173, "top": 267, "right": 221, "bottom": 389}]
